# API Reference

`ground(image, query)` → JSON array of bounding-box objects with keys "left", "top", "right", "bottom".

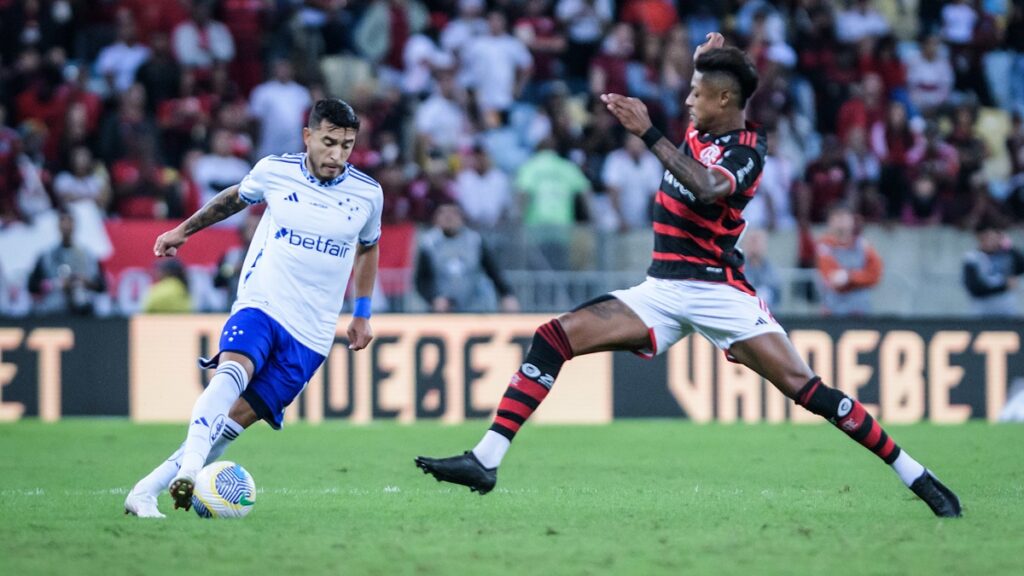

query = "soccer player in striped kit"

[{"left": 416, "top": 33, "right": 961, "bottom": 517}]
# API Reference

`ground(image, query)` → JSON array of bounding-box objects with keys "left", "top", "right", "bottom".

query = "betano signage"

[{"left": 0, "top": 316, "right": 1019, "bottom": 423}]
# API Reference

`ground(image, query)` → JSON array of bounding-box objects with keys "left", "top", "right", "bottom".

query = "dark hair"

[
  {"left": 695, "top": 47, "right": 759, "bottom": 109},
  {"left": 307, "top": 99, "right": 360, "bottom": 131},
  {"left": 975, "top": 217, "right": 1005, "bottom": 234}
]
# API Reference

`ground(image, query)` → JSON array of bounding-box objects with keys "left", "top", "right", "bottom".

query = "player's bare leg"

[
  {"left": 415, "top": 296, "right": 650, "bottom": 493},
  {"left": 728, "top": 332, "right": 962, "bottom": 517}
]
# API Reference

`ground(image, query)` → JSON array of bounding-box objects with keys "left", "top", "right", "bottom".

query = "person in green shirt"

[{"left": 515, "top": 138, "right": 591, "bottom": 269}]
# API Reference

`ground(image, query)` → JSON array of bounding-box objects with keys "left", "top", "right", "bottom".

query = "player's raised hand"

[
  {"left": 153, "top": 226, "right": 187, "bottom": 257},
  {"left": 600, "top": 93, "right": 653, "bottom": 137},
  {"left": 347, "top": 317, "right": 373, "bottom": 351},
  {"left": 694, "top": 32, "right": 725, "bottom": 61}
]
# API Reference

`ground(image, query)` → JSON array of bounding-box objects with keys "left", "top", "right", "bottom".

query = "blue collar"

[{"left": 299, "top": 154, "right": 349, "bottom": 187}]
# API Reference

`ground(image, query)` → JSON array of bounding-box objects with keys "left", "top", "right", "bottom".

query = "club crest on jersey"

[{"left": 699, "top": 143, "right": 723, "bottom": 165}]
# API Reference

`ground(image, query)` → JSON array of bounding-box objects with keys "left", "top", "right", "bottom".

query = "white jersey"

[{"left": 234, "top": 153, "right": 383, "bottom": 355}]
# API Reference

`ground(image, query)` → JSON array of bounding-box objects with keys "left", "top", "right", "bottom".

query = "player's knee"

[
  {"left": 794, "top": 376, "right": 846, "bottom": 418},
  {"left": 531, "top": 317, "right": 575, "bottom": 362}
]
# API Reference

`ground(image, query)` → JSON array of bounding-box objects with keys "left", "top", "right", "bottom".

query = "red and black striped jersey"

[{"left": 647, "top": 123, "right": 767, "bottom": 294}]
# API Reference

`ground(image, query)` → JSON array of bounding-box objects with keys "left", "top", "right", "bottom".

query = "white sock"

[
  {"left": 132, "top": 418, "right": 246, "bottom": 497},
  {"left": 472, "top": 430, "right": 511, "bottom": 469},
  {"left": 179, "top": 361, "right": 249, "bottom": 476},
  {"left": 891, "top": 450, "right": 926, "bottom": 487},
  {"left": 132, "top": 444, "right": 184, "bottom": 497}
]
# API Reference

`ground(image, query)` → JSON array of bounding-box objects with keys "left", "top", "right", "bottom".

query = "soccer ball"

[{"left": 190, "top": 461, "right": 257, "bottom": 519}]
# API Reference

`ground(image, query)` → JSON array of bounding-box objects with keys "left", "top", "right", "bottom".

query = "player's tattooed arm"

[
  {"left": 649, "top": 140, "right": 734, "bottom": 204},
  {"left": 154, "top": 184, "right": 245, "bottom": 257},
  {"left": 600, "top": 93, "right": 731, "bottom": 203},
  {"left": 182, "top": 185, "right": 247, "bottom": 236}
]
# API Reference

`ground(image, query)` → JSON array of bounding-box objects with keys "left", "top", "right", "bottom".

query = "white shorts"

[{"left": 610, "top": 277, "right": 785, "bottom": 357}]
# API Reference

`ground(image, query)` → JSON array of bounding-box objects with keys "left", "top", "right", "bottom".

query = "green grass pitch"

[{"left": 1, "top": 420, "right": 1021, "bottom": 575}]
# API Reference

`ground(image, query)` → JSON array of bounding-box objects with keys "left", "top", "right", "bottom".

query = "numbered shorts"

[
  {"left": 610, "top": 277, "right": 785, "bottom": 358},
  {"left": 200, "top": 307, "right": 325, "bottom": 429}
]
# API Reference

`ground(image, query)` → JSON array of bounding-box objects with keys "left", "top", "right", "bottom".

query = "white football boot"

[{"left": 124, "top": 490, "right": 166, "bottom": 518}]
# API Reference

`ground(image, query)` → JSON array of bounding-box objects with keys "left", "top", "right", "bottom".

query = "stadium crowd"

[{"left": 1, "top": 0, "right": 1024, "bottom": 315}]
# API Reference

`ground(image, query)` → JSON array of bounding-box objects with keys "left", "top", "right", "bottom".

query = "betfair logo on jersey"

[{"left": 276, "top": 228, "right": 352, "bottom": 258}]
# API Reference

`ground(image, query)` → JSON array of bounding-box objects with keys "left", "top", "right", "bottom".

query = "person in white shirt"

[
  {"left": 249, "top": 59, "right": 312, "bottom": 158},
  {"left": 905, "top": 34, "right": 955, "bottom": 115},
  {"left": 600, "top": 134, "right": 663, "bottom": 230},
  {"left": 454, "top": 144, "right": 512, "bottom": 228},
  {"left": 172, "top": 0, "right": 236, "bottom": 72},
  {"left": 414, "top": 65, "right": 470, "bottom": 156},
  {"left": 834, "top": 0, "right": 891, "bottom": 45},
  {"left": 125, "top": 100, "right": 383, "bottom": 518},
  {"left": 190, "top": 129, "right": 252, "bottom": 229},
  {"left": 52, "top": 146, "right": 113, "bottom": 260},
  {"left": 463, "top": 11, "right": 533, "bottom": 125},
  {"left": 94, "top": 9, "right": 150, "bottom": 94}
]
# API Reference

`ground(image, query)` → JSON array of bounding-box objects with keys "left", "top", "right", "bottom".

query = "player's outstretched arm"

[
  {"left": 153, "top": 185, "right": 245, "bottom": 257},
  {"left": 600, "top": 94, "right": 732, "bottom": 204},
  {"left": 347, "top": 242, "right": 379, "bottom": 351}
]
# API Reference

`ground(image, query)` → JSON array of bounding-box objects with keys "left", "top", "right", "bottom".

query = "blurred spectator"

[
  {"left": 816, "top": 204, "right": 883, "bottom": 316},
  {"left": 53, "top": 146, "right": 111, "bottom": 259},
  {"left": 442, "top": 0, "right": 488, "bottom": 80},
  {"left": 800, "top": 135, "right": 852, "bottom": 224},
  {"left": 415, "top": 202, "right": 519, "bottom": 312},
  {"left": 220, "top": 0, "right": 271, "bottom": 94},
  {"left": 600, "top": 133, "right": 661, "bottom": 231},
  {"left": 517, "top": 138, "right": 590, "bottom": 228},
  {"left": 514, "top": 0, "right": 567, "bottom": 93},
  {"left": 947, "top": 105, "right": 988, "bottom": 196},
  {"left": 354, "top": 0, "right": 429, "bottom": 71},
  {"left": 157, "top": 70, "right": 216, "bottom": 166},
  {"left": 28, "top": 210, "right": 106, "bottom": 316},
  {"left": 835, "top": 0, "right": 891, "bottom": 45},
  {"left": 1008, "top": 0, "right": 1024, "bottom": 114},
  {"left": 741, "top": 228, "right": 781, "bottom": 307},
  {"left": 906, "top": 121, "right": 960, "bottom": 218},
  {"left": 14, "top": 63, "right": 68, "bottom": 166},
  {"left": 249, "top": 59, "right": 311, "bottom": 158},
  {"left": 902, "top": 174, "right": 943, "bottom": 225},
  {"left": 413, "top": 66, "right": 469, "bottom": 158},
  {"left": 844, "top": 126, "right": 882, "bottom": 218},
  {"left": 0, "top": 105, "right": 23, "bottom": 223},
  {"left": 905, "top": 34, "right": 954, "bottom": 116},
  {"left": 172, "top": 0, "right": 235, "bottom": 76},
  {"left": 142, "top": 258, "right": 192, "bottom": 313},
  {"left": 455, "top": 144, "right": 512, "bottom": 228},
  {"left": 95, "top": 8, "right": 150, "bottom": 95},
  {"left": 110, "top": 137, "right": 182, "bottom": 219},
  {"left": 621, "top": 0, "right": 678, "bottom": 38},
  {"left": 962, "top": 219, "right": 1024, "bottom": 317},
  {"left": 98, "top": 83, "right": 155, "bottom": 165},
  {"left": 214, "top": 210, "right": 261, "bottom": 310},
  {"left": 871, "top": 100, "right": 922, "bottom": 218},
  {"left": 556, "top": 0, "right": 614, "bottom": 82},
  {"left": 589, "top": 23, "right": 633, "bottom": 97},
  {"left": 516, "top": 138, "right": 590, "bottom": 269},
  {"left": 406, "top": 150, "right": 457, "bottom": 223},
  {"left": 836, "top": 73, "right": 885, "bottom": 145},
  {"left": 191, "top": 129, "right": 252, "bottom": 228},
  {"left": 464, "top": 11, "right": 533, "bottom": 127},
  {"left": 858, "top": 36, "right": 907, "bottom": 100},
  {"left": 134, "top": 31, "right": 183, "bottom": 114}
]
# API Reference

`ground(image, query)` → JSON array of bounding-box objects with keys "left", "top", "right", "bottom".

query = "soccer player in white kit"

[{"left": 124, "top": 100, "right": 383, "bottom": 517}]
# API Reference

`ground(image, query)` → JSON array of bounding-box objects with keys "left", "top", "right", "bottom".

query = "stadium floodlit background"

[{"left": 1, "top": 1, "right": 1022, "bottom": 575}]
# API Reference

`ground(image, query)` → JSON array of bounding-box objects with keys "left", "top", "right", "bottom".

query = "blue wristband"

[{"left": 353, "top": 296, "right": 372, "bottom": 319}]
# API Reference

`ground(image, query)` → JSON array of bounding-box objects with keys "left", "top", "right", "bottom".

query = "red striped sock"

[
  {"left": 796, "top": 377, "right": 901, "bottom": 464},
  {"left": 489, "top": 320, "right": 571, "bottom": 440}
]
